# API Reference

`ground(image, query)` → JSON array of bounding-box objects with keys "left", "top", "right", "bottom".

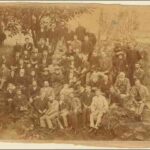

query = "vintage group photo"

[{"left": 0, "top": 2, "right": 149, "bottom": 142}]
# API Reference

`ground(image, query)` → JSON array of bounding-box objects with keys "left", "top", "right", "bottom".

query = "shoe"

[
  {"left": 82, "top": 126, "right": 87, "bottom": 130},
  {"left": 88, "top": 127, "right": 94, "bottom": 133},
  {"left": 49, "top": 128, "right": 55, "bottom": 133}
]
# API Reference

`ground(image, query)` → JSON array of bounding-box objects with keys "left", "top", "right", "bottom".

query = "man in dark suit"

[
  {"left": 81, "top": 86, "right": 94, "bottom": 128},
  {"left": 23, "top": 37, "right": 33, "bottom": 54}
]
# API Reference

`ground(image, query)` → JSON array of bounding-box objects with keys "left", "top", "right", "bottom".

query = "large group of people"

[{"left": 0, "top": 21, "right": 149, "bottom": 134}]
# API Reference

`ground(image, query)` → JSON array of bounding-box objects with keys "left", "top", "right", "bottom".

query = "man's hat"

[
  {"left": 10, "top": 66, "right": 17, "bottom": 70},
  {"left": 44, "top": 67, "right": 49, "bottom": 71},
  {"left": 115, "top": 51, "right": 124, "bottom": 56}
]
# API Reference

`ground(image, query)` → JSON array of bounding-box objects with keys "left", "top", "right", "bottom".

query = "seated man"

[
  {"left": 51, "top": 66, "right": 64, "bottom": 85},
  {"left": 110, "top": 72, "right": 131, "bottom": 107},
  {"left": 27, "top": 70, "right": 39, "bottom": 86},
  {"left": 28, "top": 80, "right": 40, "bottom": 103},
  {"left": 100, "top": 74, "right": 112, "bottom": 100},
  {"left": 69, "top": 93, "right": 82, "bottom": 133},
  {"left": 39, "top": 68, "right": 51, "bottom": 86},
  {"left": 5, "top": 83, "right": 16, "bottom": 113},
  {"left": 30, "top": 48, "right": 40, "bottom": 68},
  {"left": 87, "top": 69, "right": 105, "bottom": 88},
  {"left": 23, "top": 37, "right": 33, "bottom": 54},
  {"left": 0, "top": 63, "right": 10, "bottom": 89},
  {"left": 90, "top": 89, "right": 108, "bottom": 131},
  {"left": 16, "top": 68, "right": 28, "bottom": 89},
  {"left": 40, "top": 81, "right": 55, "bottom": 101},
  {"left": 60, "top": 84, "right": 73, "bottom": 100},
  {"left": 33, "top": 94, "right": 48, "bottom": 116},
  {"left": 71, "top": 35, "right": 81, "bottom": 52},
  {"left": 37, "top": 38, "right": 48, "bottom": 54},
  {"left": 22, "top": 50, "right": 30, "bottom": 66},
  {"left": 17, "top": 58, "right": 25, "bottom": 71},
  {"left": 81, "top": 85, "right": 94, "bottom": 129},
  {"left": 58, "top": 95, "right": 70, "bottom": 129},
  {"left": 130, "top": 79, "right": 149, "bottom": 121},
  {"left": 133, "top": 63, "right": 145, "bottom": 83},
  {"left": 40, "top": 96, "right": 59, "bottom": 131},
  {"left": 14, "top": 89, "right": 28, "bottom": 117},
  {"left": 7, "top": 66, "right": 16, "bottom": 86},
  {"left": 13, "top": 40, "right": 22, "bottom": 56}
]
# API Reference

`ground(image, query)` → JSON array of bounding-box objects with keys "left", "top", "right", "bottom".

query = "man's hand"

[
  {"left": 8, "top": 98, "right": 13, "bottom": 102},
  {"left": 120, "top": 94, "right": 127, "bottom": 99},
  {"left": 29, "top": 98, "right": 33, "bottom": 103}
]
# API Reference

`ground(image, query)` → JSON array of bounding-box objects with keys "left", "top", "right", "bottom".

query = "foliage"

[
  {"left": 97, "top": 9, "right": 139, "bottom": 47},
  {"left": 0, "top": 4, "right": 93, "bottom": 42}
]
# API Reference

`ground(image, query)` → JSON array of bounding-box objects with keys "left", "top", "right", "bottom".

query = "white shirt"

[{"left": 91, "top": 95, "right": 108, "bottom": 114}]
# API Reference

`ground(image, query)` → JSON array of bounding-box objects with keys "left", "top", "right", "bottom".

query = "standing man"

[
  {"left": 47, "top": 23, "right": 58, "bottom": 53},
  {"left": 125, "top": 43, "right": 141, "bottom": 85},
  {"left": 23, "top": 37, "right": 33, "bottom": 54},
  {"left": 71, "top": 35, "right": 82, "bottom": 52},
  {"left": 133, "top": 63, "right": 145, "bottom": 83},
  {"left": 81, "top": 35, "right": 93, "bottom": 60}
]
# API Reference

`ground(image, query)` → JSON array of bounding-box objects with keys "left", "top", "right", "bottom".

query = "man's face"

[
  {"left": 20, "top": 70, "right": 25, "bottom": 76},
  {"left": 8, "top": 83, "right": 13, "bottom": 89},
  {"left": 85, "top": 86, "right": 91, "bottom": 93},
  {"left": 16, "top": 41, "right": 19, "bottom": 45},
  {"left": 42, "top": 59, "right": 47, "bottom": 64},
  {"left": 32, "top": 81, "right": 37, "bottom": 87},
  {"left": 135, "top": 80, "right": 141, "bottom": 87},
  {"left": 119, "top": 74, "right": 125, "bottom": 81},
  {"left": 24, "top": 50, "right": 28, "bottom": 55},
  {"left": 60, "top": 95, "right": 64, "bottom": 101},
  {"left": 19, "top": 59, "right": 24, "bottom": 65},
  {"left": 135, "top": 64, "right": 140, "bottom": 69},
  {"left": 118, "top": 55, "right": 123, "bottom": 59},
  {"left": 84, "top": 36, "right": 89, "bottom": 41},
  {"left": 31, "top": 71, "right": 35, "bottom": 76},
  {"left": 1, "top": 64, "right": 6, "bottom": 69},
  {"left": 25, "top": 38, "right": 29, "bottom": 43},
  {"left": 27, "top": 63, "right": 31, "bottom": 68},
  {"left": 70, "top": 93, "right": 74, "bottom": 98},
  {"left": 43, "top": 51, "right": 48, "bottom": 56},
  {"left": 11, "top": 70, "right": 15, "bottom": 75},
  {"left": 93, "top": 52, "right": 97, "bottom": 57},
  {"left": 51, "top": 23, "right": 56, "bottom": 29},
  {"left": 43, "top": 70, "right": 49, "bottom": 75},
  {"left": 49, "top": 96, "right": 54, "bottom": 103},
  {"left": 96, "top": 90, "right": 100, "bottom": 96},
  {"left": 40, "top": 39, "right": 45, "bottom": 45},
  {"left": 16, "top": 52, "right": 20, "bottom": 57},
  {"left": 44, "top": 81, "right": 49, "bottom": 87},
  {"left": 2, "top": 55, "right": 5, "bottom": 59},
  {"left": 103, "top": 75, "right": 108, "bottom": 82},
  {"left": 64, "top": 84, "right": 69, "bottom": 89},
  {"left": 74, "top": 35, "right": 78, "bottom": 40},
  {"left": 17, "top": 90, "right": 22, "bottom": 96}
]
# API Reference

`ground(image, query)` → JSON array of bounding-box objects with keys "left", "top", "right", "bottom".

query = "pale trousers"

[
  {"left": 40, "top": 113, "right": 58, "bottom": 129},
  {"left": 135, "top": 102, "right": 145, "bottom": 115},
  {"left": 90, "top": 112, "right": 103, "bottom": 128},
  {"left": 60, "top": 109, "right": 69, "bottom": 128}
]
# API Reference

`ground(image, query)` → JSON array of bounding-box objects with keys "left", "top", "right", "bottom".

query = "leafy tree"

[{"left": 0, "top": 4, "right": 93, "bottom": 46}]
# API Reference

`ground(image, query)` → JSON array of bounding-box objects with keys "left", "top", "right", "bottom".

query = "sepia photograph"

[{"left": 0, "top": 1, "right": 150, "bottom": 148}]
